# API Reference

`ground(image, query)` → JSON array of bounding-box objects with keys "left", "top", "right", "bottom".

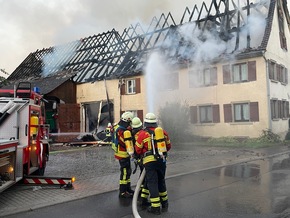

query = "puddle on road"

[
  {"left": 209, "top": 153, "right": 290, "bottom": 216},
  {"left": 214, "top": 153, "right": 290, "bottom": 179}
]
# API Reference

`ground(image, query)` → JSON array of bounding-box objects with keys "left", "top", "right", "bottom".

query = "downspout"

[
  {"left": 263, "top": 53, "right": 272, "bottom": 131},
  {"left": 104, "top": 79, "right": 113, "bottom": 124}
]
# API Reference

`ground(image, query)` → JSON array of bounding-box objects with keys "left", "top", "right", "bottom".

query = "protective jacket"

[
  {"left": 135, "top": 127, "right": 171, "bottom": 164},
  {"left": 113, "top": 124, "right": 131, "bottom": 160}
]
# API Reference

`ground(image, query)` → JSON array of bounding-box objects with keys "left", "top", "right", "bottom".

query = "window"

[
  {"left": 234, "top": 103, "right": 249, "bottom": 122},
  {"left": 224, "top": 102, "right": 259, "bottom": 123},
  {"left": 271, "top": 99, "right": 279, "bottom": 119},
  {"left": 189, "top": 67, "right": 217, "bottom": 88},
  {"left": 190, "top": 104, "right": 220, "bottom": 124},
  {"left": 278, "top": 65, "right": 288, "bottom": 84},
  {"left": 268, "top": 61, "right": 288, "bottom": 84},
  {"left": 268, "top": 61, "right": 277, "bottom": 80},
  {"left": 121, "top": 78, "right": 141, "bottom": 95},
  {"left": 126, "top": 79, "right": 136, "bottom": 94},
  {"left": 281, "top": 100, "right": 289, "bottom": 119},
  {"left": 199, "top": 106, "right": 212, "bottom": 123},
  {"left": 232, "top": 63, "right": 248, "bottom": 82},
  {"left": 271, "top": 99, "right": 290, "bottom": 119},
  {"left": 199, "top": 67, "right": 217, "bottom": 86},
  {"left": 223, "top": 61, "right": 256, "bottom": 84}
]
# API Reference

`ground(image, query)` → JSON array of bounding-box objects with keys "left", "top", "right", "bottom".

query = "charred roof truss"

[{"left": 6, "top": 0, "right": 274, "bottom": 84}]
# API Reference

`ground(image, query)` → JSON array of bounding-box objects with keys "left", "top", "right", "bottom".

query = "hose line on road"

[{"left": 132, "top": 169, "right": 146, "bottom": 218}]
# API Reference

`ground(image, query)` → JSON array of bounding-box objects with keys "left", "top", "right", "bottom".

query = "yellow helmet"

[{"left": 132, "top": 117, "right": 142, "bottom": 128}]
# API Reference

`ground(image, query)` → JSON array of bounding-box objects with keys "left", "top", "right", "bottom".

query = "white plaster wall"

[
  {"left": 154, "top": 57, "right": 268, "bottom": 138},
  {"left": 264, "top": 3, "right": 290, "bottom": 138}
]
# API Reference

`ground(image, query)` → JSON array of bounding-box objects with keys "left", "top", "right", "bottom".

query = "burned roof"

[{"left": 3, "top": 0, "right": 287, "bottom": 84}]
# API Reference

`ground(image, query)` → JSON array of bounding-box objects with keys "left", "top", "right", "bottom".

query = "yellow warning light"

[
  {"left": 34, "top": 146, "right": 37, "bottom": 151},
  {"left": 71, "top": 177, "right": 76, "bottom": 183},
  {"left": 29, "top": 146, "right": 32, "bottom": 151},
  {"left": 8, "top": 166, "right": 14, "bottom": 173}
]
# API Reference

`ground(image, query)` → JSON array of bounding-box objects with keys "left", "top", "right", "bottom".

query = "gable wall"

[{"left": 264, "top": 1, "right": 290, "bottom": 137}]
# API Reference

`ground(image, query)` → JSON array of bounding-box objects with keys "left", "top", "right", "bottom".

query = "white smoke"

[
  {"left": 144, "top": 0, "right": 269, "bottom": 111},
  {"left": 42, "top": 40, "right": 81, "bottom": 77}
]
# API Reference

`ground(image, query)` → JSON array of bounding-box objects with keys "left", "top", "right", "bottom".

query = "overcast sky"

[
  {"left": 0, "top": 0, "right": 199, "bottom": 77},
  {"left": 0, "top": 0, "right": 289, "bottom": 78}
]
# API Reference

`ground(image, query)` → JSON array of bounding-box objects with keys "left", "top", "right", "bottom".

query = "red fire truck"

[{"left": 0, "top": 82, "right": 73, "bottom": 193}]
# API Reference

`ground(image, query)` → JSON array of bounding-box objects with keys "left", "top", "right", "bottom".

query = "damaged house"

[{"left": 1, "top": 0, "right": 290, "bottom": 140}]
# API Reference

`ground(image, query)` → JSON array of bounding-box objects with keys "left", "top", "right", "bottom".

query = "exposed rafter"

[{"left": 4, "top": 0, "right": 276, "bottom": 85}]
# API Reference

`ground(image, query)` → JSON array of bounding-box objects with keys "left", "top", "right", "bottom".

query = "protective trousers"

[
  {"left": 144, "top": 159, "right": 168, "bottom": 209},
  {"left": 119, "top": 157, "right": 132, "bottom": 193}
]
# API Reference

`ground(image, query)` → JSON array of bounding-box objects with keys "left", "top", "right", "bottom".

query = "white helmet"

[
  {"left": 132, "top": 117, "right": 142, "bottom": 128},
  {"left": 121, "top": 111, "right": 133, "bottom": 122},
  {"left": 144, "top": 113, "right": 157, "bottom": 123}
]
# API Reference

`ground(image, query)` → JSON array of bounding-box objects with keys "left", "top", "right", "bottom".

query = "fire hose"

[{"left": 132, "top": 168, "right": 146, "bottom": 218}]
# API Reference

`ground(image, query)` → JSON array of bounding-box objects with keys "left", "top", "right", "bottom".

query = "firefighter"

[
  {"left": 113, "top": 111, "right": 134, "bottom": 199},
  {"left": 105, "top": 122, "right": 112, "bottom": 142},
  {"left": 135, "top": 113, "right": 172, "bottom": 215},
  {"left": 131, "top": 117, "right": 150, "bottom": 209}
]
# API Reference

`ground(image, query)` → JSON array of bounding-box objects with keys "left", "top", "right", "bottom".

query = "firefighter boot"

[
  {"left": 127, "top": 182, "right": 134, "bottom": 196},
  {"left": 161, "top": 201, "right": 169, "bottom": 212},
  {"left": 140, "top": 198, "right": 150, "bottom": 210},
  {"left": 119, "top": 192, "right": 133, "bottom": 199},
  {"left": 147, "top": 206, "right": 161, "bottom": 215},
  {"left": 119, "top": 184, "right": 132, "bottom": 199}
]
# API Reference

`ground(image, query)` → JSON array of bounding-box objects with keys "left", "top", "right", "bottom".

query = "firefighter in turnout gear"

[
  {"left": 105, "top": 122, "right": 112, "bottom": 142},
  {"left": 131, "top": 117, "right": 150, "bottom": 209},
  {"left": 135, "top": 113, "right": 172, "bottom": 215},
  {"left": 113, "top": 111, "right": 134, "bottom": 199}
]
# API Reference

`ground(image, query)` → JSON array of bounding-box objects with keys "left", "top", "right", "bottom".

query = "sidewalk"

[{"left": 0, "top": 144, "right": 289, "bottom": 217}]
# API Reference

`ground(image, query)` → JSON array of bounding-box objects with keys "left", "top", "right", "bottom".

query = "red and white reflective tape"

[{"left": 23, "top": 177, "right": 72, "bottom": 185}]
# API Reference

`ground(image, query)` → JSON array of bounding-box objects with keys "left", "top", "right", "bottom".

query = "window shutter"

[
  {"left": 121, "top": 83, "right": 125, "bottom": 95},
  {"left": 248, "top": 61, "right": 256, "bottom": 81},
  {"left": 268, "top": 61, "right": 274, "bottom": 80},
  {"left": 276, "top": 65, "right": 281, "bottom": 82},
  {"left": 137, "top": 110, "right": 143, "bottom": 122},
  {"left": 135, "top": 78, "right": 141, "bottom": 94},
  {"left": 286, "top": 68, "right": 288, "bottom": 84},
  {"left": 270, "top": 100, "right": 274, "bottom": 119},
  {"left": 210, "top": 67, "right": 217, "bottom": 85},
  {"left": 223, "top": 65, "right": 231, "bottom": 84},
  {"left": 250, "top": 102, "right": 259, "bottom": 122},
  {"left": 223, "top": 104, "right": 232, "bottom": 123},
  {"left": 287, "top": 101, "right": 290, "bottom": 118},
  {"left": 212, "top": 104, "right": 220, "bottom": 123},
  {"left": 190, "top": 106, "right": 198, "bottom": 124},
  {"left": 278, "top": 100, "right": 282, "bottom": 119}
]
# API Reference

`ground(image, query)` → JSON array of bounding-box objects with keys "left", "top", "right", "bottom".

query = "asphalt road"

[{"left": 5, "top": 152, "right": 290, "bottom": 218}]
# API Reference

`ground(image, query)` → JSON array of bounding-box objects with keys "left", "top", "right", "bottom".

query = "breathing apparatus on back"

[
  {"left": 144, "top": 113, "right": 167, "bottom": 161},
  {"left": 124, "top": 130, "right": 134, "bottom": 156}
]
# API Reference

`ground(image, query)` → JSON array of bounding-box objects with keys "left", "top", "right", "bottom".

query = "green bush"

[{"left": 158, "top": 101, "right": 192, "bottom": 143}]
